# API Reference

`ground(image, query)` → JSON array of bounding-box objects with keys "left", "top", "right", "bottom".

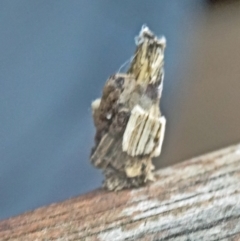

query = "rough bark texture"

[
  {"left": 91, "top": 26, "right": 167, "bottom": 190},
  {"left": 1, "top": 143, "right": 240, "bottom": 241}
]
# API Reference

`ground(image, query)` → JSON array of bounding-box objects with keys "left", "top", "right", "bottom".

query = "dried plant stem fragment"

[
  {"left": 91, "top": 26, "right": 166, "bottom": 190},
  {"left": 123, "top": 105, "right": 166, "bottom": 157}
]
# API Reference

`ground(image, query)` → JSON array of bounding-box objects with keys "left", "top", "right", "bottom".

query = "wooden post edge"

[{"left": 1, "top": 143, "right": 240, "bottom": 240}]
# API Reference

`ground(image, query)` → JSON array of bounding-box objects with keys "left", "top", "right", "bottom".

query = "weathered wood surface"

[{"left": 1, "top": 144, "right": 240, "bottom": 241}]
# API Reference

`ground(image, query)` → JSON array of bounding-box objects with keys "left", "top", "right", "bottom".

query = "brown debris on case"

[{"left": 91, "top": 26, "right": 167, "bottom": 190}]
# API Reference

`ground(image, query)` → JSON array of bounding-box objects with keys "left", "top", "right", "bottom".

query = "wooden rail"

[{"left": 1, "top": 144, "right": 240, "bottom": 240}]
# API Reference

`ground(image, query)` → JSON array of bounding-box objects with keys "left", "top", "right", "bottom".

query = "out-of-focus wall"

[{"left": 157, "top": 1, "right": 240, "bottom": 167}]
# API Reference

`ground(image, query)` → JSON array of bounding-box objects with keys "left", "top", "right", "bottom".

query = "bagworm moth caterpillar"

[{"left": 91, "top": 26, "right": 166, "bottom": 190}]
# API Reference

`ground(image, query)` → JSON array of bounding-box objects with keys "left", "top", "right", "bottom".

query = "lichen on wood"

[{"left": 91, "top": 26, "right": 166, "bottom": 190}]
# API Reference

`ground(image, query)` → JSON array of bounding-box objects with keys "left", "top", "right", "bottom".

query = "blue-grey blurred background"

[{"left": 1, "top": 0, "right": 240, "bottom": 220}]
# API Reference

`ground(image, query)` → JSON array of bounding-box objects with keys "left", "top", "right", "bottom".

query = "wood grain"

[{"left": 1, "top": 143, "right": 240, "bottom": 240}]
